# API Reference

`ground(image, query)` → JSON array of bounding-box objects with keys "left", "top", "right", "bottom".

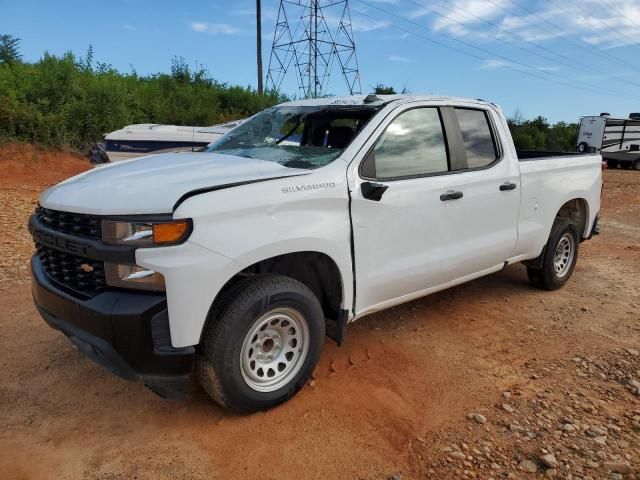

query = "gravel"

[{"left": 431, "top": 348, "right": 640, "bottom": 479}]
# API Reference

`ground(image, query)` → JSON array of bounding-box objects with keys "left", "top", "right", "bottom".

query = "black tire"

[
  {"left": 606, "top": 159, "right": 619, "bottom": 169},
  {"left": 196, "top": 275, "right": 325, "bottom": 412},
  {"left": 621, "top": 160, "right": 632, "bottom": 169},
  {"left": 577, "top": 142, "right": 588, "bottom": 153},
  {"left": 526, "top": 218, "right": 579, "bottom": 291}
]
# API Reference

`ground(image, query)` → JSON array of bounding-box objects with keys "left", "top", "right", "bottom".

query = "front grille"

[
  {"left": 36, "top": 244, "right": 106, "bottom": 297},
  {"left": 36, "top": 206, "right": 102, "bottom": 240}
]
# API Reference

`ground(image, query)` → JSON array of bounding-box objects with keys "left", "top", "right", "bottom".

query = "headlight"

[
  {"left": 105, "top": 263, "right": 166, "bottom": 291},
  {"left": 102, "top": 219, "right": 191, "bottom": 246}
]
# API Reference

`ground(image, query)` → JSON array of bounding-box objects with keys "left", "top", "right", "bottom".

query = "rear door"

[
  {"left": 437, "top": 106, "right": 521, "bottom": 276},
  {"left": 348, "top": 102, "right": 520, "bottom": 315}
]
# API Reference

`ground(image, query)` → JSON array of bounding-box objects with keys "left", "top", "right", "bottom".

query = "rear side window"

[
  {"left": 365, "top": 108, "right": 449, "bottom": 179},
  {"left": 454, "top": 108, "right": 497, "bottom": 168}
]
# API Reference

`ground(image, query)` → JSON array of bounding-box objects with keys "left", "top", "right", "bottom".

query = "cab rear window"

[{"left": 454, "top": 108, "right": 498, "bottom": 168}]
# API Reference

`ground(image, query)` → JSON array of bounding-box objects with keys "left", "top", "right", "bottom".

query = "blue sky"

[{"left": 1, "top": 0, "right": 640, "bottom": 122}]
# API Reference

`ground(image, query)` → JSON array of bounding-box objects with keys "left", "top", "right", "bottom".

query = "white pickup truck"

[{"left": 29, "top": 95, "right": 602, "bottom": 411}]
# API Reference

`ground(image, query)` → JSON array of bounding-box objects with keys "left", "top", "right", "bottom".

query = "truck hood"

[{"left": 40, "top": 152, "right": 308, "bottom": 215}]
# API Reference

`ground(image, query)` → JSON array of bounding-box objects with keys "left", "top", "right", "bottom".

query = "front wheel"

[
  {"left": 196, "top": 275, "right": 325, "bottom": 412},
  {"left": 606, "top": 159, "right": 619, "bottom": 169},
  {"left": 527, "top": 218, "right": 579, "bottom": 290}
]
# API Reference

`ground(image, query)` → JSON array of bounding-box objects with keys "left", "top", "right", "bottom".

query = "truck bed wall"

[{"left": 515, "top": 154, "right": 602, "bottom": 260}]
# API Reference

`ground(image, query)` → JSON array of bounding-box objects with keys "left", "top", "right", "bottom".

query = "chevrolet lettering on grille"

[{"left": 29, "top": 220, "right": 90, "bottom": 257}]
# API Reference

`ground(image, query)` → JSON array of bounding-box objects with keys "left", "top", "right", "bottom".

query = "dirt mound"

[
  {"left": 0, "top": 143, "right": 90, "bottom": 288},
  {"left": 0, "top": 142, "right": 90, "bottom": 189}
]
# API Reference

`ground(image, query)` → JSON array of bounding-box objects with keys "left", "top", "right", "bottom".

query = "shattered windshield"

[{"left": 207, "top": 105, "right": 380, "bottom": 169}]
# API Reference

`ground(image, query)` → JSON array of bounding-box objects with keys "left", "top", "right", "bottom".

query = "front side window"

[
  {"left": 364, "top": 108, "right": 449, "bottom": 179},
  {"left": 207, "top": 105, "right": 379, "bottom": 169},
  {"left": 454, "top": 108, "right": 498, "bottom": 168}
]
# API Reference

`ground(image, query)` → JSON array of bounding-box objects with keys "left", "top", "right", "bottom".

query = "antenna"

[{"left": 266, "top": 0, "right": 362, "bottom": 98}]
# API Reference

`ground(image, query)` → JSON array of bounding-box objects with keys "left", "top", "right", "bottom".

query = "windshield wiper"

[
  {"left": 276, "top": 120, "right": 303, "bottom": 145},
  {"left": 282, "top": 159, "right": 317, "bottom": 169}
]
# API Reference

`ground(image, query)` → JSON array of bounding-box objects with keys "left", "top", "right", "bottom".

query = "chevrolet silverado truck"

[{"left": 29, "top": 95, "right": 602, "bottom": 412}]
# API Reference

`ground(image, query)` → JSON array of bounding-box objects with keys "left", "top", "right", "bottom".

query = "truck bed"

[{"left": 517, "top": 150, "right": 599, "bottom": 161}]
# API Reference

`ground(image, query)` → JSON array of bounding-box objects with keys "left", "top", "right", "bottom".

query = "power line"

[
  {"left": 417, "top": 0, "right": 640, "bottom": 88},
  {"left": 403, "top": 0, "right": 640, "bottom": 89},
  {"left": 599, "top": 0, "right": 640, "bottom": 30},
  {"left": 496, "top": 0, "right": 640, "bottom": 73},
  {"left": 354, "top": 0, "right": 640, "bottom": 100},
  {"left": 556, "top": 0, "right": 640, "bottom": 51}
]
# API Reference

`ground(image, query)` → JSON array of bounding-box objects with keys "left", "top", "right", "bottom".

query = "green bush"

[{"left": 0, "top": 50, "right": 284, "bottom": 151}]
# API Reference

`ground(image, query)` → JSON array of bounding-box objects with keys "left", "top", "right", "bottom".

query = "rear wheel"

[
  {"left": 197, "top": 275, "right": 325, "bottom": 412},
  {"left": 527, "top": 218, "right": 579, "bottom": 290},
  {"left": 621, "top": 160, "right": 632, "bottom": 169},
  {"left": 577, "top": 142, "right": 588, "bottom": 153}
]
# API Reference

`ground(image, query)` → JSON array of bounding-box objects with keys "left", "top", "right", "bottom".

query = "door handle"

[
  {"left": 440, "top": 190, "right": 463, "bottom": 201},
  {"left": 500, "top": 182, "right": 517, "bottom": 191},
  {"left": 361, "top": 181, "right": 388, "bottom": 201}
]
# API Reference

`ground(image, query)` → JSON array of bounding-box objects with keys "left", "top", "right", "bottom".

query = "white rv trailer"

[{"left": 576, "top": 113, "right": 640, "bottom": 169}]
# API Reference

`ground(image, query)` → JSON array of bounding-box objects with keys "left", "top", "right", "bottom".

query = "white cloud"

[
  {"left": 190, "top": 22, "right": 241, "bottom": 35},
  {"left": 348, "top": 4, "right": 392, "bottom": 32},
  {"left": 408, "top": 0, "right": 640, "bottom": 49},
  {"left": 498, "top": 8, "right": 567, "bottom": 43},
  {"left": 481, "top": 58, "right": 559, "bottom": 73},
  {"left": 388, "top": 55, "right": 413, "bottom": 62},
  {"left": 481, "top": 59, "right": 511, "bottom": 69},
  {"left": 350, "top": 15, "right": 390, "bottom": 32},
  {"left": 231, "top": 7, "right": 278, "bottom": 21},
  {"left": 572, "top": 0, "right": 640, "bottom": 48},
  {"left": 122, "top": 24, "right": 135, "bottom": 31},
  {"left": 432, "top": 0, "right": 509, "bottom": 32},
  {"left": 383, "top": 32, "right": 410, "bottom": 40}
]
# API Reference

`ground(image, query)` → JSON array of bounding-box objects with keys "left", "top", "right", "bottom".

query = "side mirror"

[{"left": 361, "top": 182, "right": 388, "bottom": 201}]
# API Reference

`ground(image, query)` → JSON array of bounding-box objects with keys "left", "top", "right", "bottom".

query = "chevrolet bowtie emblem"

[{"left": 80, "top": 263, "right": 94, "bottom": 273}]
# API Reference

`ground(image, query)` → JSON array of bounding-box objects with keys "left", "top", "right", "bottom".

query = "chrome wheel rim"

[
  {"left": 240, "top": 307, "right": 309, "bottom": 392},
  {"left": 553, "top": 233, "right": 575, "bottom": 278}
]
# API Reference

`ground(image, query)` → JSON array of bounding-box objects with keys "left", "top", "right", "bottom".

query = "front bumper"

[{"left": 31, "top": 255, "right": 194, "bottom": 398}]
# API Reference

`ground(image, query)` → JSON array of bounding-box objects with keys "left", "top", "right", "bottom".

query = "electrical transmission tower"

[{"left": 266, "top": 0, "right": 362, "bottom": 98}]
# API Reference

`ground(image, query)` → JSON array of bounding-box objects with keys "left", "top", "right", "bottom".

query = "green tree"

[
  {"left": 508, "top": 110, "right": 578, "bottom": 151},
  {"left": 373, "top": 84, "right": 396, "bottom": 95},
  {"left": 0, "top": 34, "right": 21, "bottom": 64}
]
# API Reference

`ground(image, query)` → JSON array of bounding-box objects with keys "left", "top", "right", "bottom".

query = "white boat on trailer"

[{"left": 90, "top": 120, "right": 244, "bottom": 163}]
